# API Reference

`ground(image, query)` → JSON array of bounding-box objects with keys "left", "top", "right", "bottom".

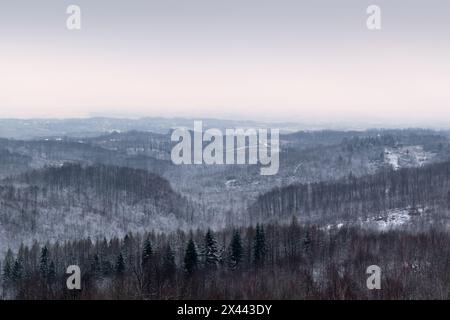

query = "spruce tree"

[
  {"left": 203, "top": 230, "right": 219, "bottom": 271},
  {"left": 2, "top": 249, "right": 14, "bottom": 283},
  {"left": 184, "top": 238, "right": 198, "bottom": 276},
  {"left": 229, "top": 230, "right": 243, "bottom": 270},
  {"left": 12, "top": 259, "right": 23, "bottom": 283},
  {"left": 253, "top": 224, "right": 266, "bottom": 267},
  {"left": 115, "top": 253, "right": 125, "bottom": 276},
  {"left": 39, "top": 246, "right": 49, "bottom": 280},
  {"left": 141, "top": 237, "right": 153, "bottom": 272},
  {"left": 141, "top": 237, "right": 154, "bottom": 294},
  {"left": 162, "top": 245, "right": 176, "bottom": 280}
]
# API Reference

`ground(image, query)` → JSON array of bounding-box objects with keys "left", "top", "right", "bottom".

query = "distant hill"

[
  {"left": 0, "top": 117, "right": 302, "bottom": 140},
  {"left": 0, "top": 164, "right": 196, "bottom": 255},
  {"left": 248, "top": 159, "right": 450, "bottom": 227}
]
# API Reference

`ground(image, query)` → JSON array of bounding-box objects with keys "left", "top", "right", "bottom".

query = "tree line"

[
  {"left": 249, "top": 159, "right": 450, "bottom": 223},
  {"left": 2, "top": 220, "right": 449, "bottom": 299}
]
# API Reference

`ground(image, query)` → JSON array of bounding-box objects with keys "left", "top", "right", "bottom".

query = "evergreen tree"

[
  {"left": 2, "top": 249, "right": 14, "bottom": 283},
  {"left": 253, "top": 224, "right": 266, "bottom": 267},
  {"left": 229, "top": 230, "right": 243, "bottom": 270},
  {"left": 11, "top": 259, "right": 23, "bottom": 283},
  {"left": 115, "top": 253, "right": 125, "bottom": 276},
  {"left": 162, "top": 245, "right": 176, "bottom": 280},
  {"left": 203, "top": 230, "right": 219, "bottom": 271},
  {"left": 141, "top": 237, "right": 154, "bottom": 294},
  {"left": 39, "top": 246, "right": 49, "bottom": 280},
  {"left": 141, "top": 237, "right": 153, "bottom": 272},
  {"left": 123, "top": 233, "right": 134, "bottom": 266},
  {"left": 184, "top": 238, "right": 198, "bottom": 276}
]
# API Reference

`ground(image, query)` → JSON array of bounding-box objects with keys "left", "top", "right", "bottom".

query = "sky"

[{"left": 0, "top": 0, "right": 449, "bottom": 125}]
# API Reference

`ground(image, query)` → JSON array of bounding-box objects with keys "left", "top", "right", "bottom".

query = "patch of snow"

[
  {"left": 384, "top": 146, "right": 435, "bottom": 170},
  {"left": 384, "top": 149, "right": 399, "bottom": 170},
  {"left": 370, "top": 208, "right": 411, "bottom": 231},
  {"left": 324, "top": 222, "right": 344, "bottom": 231}
]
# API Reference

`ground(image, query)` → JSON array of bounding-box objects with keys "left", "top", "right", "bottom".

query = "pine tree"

[
  {"left": 184, "top": 238, "right": 198, "bottom": 276},
  {"left": 123, "top": 233, "right": 134, "bottom": 266},
  {"left": 115, "top": 253, "right": 125, "bottom": 276},
  {"left": 162, "top": 245, "right": 176, "bottom": 280},
  {"left": 203, "top": 230, "right": 219, "bottom": 271},
  {"left": 141, "top": 237, "right": 153, "bottom": 272},
  {"left": 11, "top": 259, "right": 23, "bottom": 283},
  {"left": 39, "top": 246, "right": 49, "bottom": 280},
  {"left": 229, "top": 230, "right": 243, "bottom": 270},
  {"left": 253, "top": 224, "right": 266, "bottom": 267},
  {"left": 2, "top": 249, "right": 14, "bottom": 283},
  {"left": 141, "top": 237, "right": 154, "bottom": 294}
]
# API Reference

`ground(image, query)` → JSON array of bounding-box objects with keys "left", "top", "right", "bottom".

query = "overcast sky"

[{"left": 0, "top": 0, "right": 449, "bottom": 124}]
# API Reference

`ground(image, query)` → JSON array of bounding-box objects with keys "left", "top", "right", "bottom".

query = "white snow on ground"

[
  {"left": 384, "top": 146, "right": 435, "bottom": 170},
  {"left": 367, "top": 207, "right": 426, "bottom": 231},
  {"left": 324, "top": 222, "right": 344, "bottom": 231},
  {"left": 372, "top": 209, "right": 411, "bottom": 230},
  {"left": 385, "top": 151, "right": 400, "bottom": 170},
  {"left": 324, "top": 208, "right": 422, "bottom": 232}
]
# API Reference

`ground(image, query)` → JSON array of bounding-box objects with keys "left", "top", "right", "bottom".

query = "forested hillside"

[
  {"left": 0, "top": 164, "right": 196, "bottom": 255},
  {"left": 2, "top": 222, "right": 449, "bottom": 299},
  {"left": 1, "top": 125, "right": 450, "bottom": 300},
  {"left": 249, "top": 160, "right": 450, "bottom": 226}
]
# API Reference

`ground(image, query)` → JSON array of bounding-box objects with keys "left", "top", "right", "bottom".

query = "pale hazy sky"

[{"left": 0, "top": 0, "right": 449, "bottom": 123}]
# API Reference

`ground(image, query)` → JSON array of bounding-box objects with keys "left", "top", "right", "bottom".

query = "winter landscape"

[
  {"left": 1, "top": 118, "right": 450, "bottom": 299},
  {"left": 1, "top": 0, "right": 450, "bottom": 300}
]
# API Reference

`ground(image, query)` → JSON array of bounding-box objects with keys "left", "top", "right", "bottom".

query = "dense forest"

[
  {"left": 249, "top": 159, "right": 450, "bottom": 224},
  {"left": 0, "top": 164, "right": 197, "bottom": 255},
  {"left": 1, "top": 125, "right": 450, "bottom": 300},
  {"left": 1, "top": 221, "right": 449, "bottom": 299}
]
